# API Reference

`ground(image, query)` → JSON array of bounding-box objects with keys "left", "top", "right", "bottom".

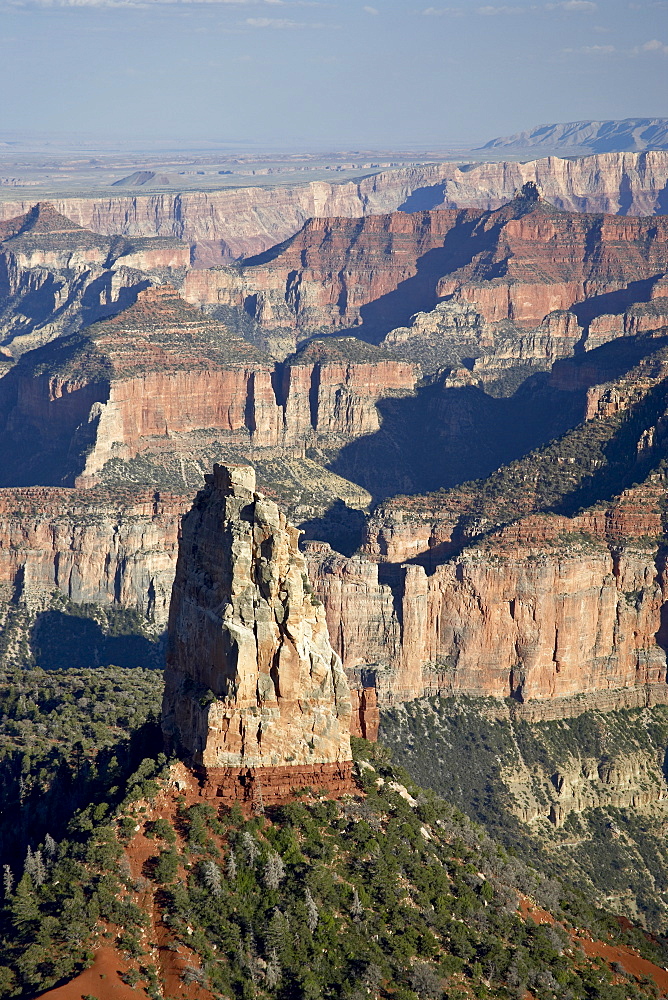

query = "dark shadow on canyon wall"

[
  {"left": 399, "top": 184, "right": 447, "bottom": 213},
  {"left": 329, "top": 334, "right": 668, "bottom": 505},
  {"left": 30, "top": 610, "right": 163, "bottom": 671},
  {"left": 299, "top": 500, "right": 367, "bottom": 557},
  {"left": 570, "top": 276, "right": 658, "bottom": 329},
  {"left": 321, "top": 212, "right": 491, "bottom": 345}
]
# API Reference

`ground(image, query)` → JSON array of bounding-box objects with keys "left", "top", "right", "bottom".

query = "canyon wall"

[
  {"left": 438, "top": 203, "right": 668, "bottom": 329},
  {"left": 305, "top": 481, "right": 668, "bottom": 711},
  {"left": 1, "top": 152, "right": 666, "bottom": 262},
  {"left": 162, "top": 463, "right": 354, "bottom": 802},
  {"left": 0, "top": 287, "right": 418, "bottom": 488},
  {"left": 182, "top": 210, "right": 468, "bottom": 343},
  {"left": 0, "top": 203, "right": 190, "bottom": 357},
  {"left": 182, "top": 195, "right": 668, "bottom": 367},
  {"left": 0, "top": 485, "right": 188, "bottom": 624}
]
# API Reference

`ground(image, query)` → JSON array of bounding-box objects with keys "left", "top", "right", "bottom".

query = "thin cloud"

[
  {"left": 633, "top": 37, "right": 668, "bottom": 53},
  {"left": 424, "top": 1, "right": 596, "bottom": 13},
  {"left": 363, "top": 4, "right": 379, "bottom": 12},
  {"left": 562, "top": 42, "right": 615, "bottom": 52},
  {"left": 477, "top": 4, "right": 528, "bottom": 12},
  {"left": 6, "top": 0, "right": 325, "bottom": 7},
  {"left": 244, "top": 12, "right": 328, "bottom": 23},
  {"left": 549, "top": 0, "right": 597, "bottom": 9},
  {"left": 246, "top": 14, "right": 302, "bottom": 23}
]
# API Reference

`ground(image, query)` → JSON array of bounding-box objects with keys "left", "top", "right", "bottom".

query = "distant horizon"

[{"left": 0, "top": 115, "right": 666, "bottom": 160}]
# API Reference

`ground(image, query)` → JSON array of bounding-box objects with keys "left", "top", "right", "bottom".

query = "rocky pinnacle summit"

[{"left": 162, "top": 463, "right": 354, "bottom": 803}]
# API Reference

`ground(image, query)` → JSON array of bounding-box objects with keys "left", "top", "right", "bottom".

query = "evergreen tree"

[
  {"left": 241, "top": 831, "right": 259, "bottom": 866},
  {"left": 225, "top": 852, "right": 238, "bottom": 881},
  {"left": 263, "top": 852, "right": 286, "bottom": 891},
  {"left": 304, "top": 888, "right": 318, "bottom": 933},
  {"left": 2, "top": 865, "right": 13, "bottom": 897},
  {"left": 201, "top": 859, "right": 222, "bottom": 898}
]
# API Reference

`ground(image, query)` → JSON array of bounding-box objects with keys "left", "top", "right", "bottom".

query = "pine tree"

[
  {"left": 43, "top": 833, "right": 57, "bottom": 860},
  {"left": 351, "top": 887, "right": 364, "bottom": 921},
  {"left": 225, "top": 852, "right": 237, "bottom": 881},
  {"left": 304, "top": 888, "right": 318, "bottom": 933},
  {"left": 265, "top": 949, "right": 281, "bottom": 988},
  {"left": 2, "top": 865, "right": 13, "bottom": 897},
  {"left": 32, "top": 850, "right": 46, "bottom": 887},
  {"left": 201, "top": 859, "right": 222, "bottom": 897},
  {"left": 10, "top": 875, "right": 40, "bottom": 934},
  {"left": 263, "top": 851, "right": 286, "bottom": 891},
  {"left": 241, "top": 831, "right": 259, "bottom": 866}
]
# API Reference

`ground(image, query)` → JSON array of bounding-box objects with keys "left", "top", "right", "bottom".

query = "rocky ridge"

[
  {"left": 479, "top": 118, "right": 668, "bottom": 155},
  {"left": 184, "top": 190, "right": 668, "bottom": 369},
  {"left": 0, "top": 285, "right": 418, "bottom": 489},
  {"left": 0, "top": 151, "right": 666, "bottom": 263},
  {"left": 0, "top": 192, "right": 667, "bottom": 728},
  {"left": 304, "top": 339, "right": 668, "bottom": 711}
]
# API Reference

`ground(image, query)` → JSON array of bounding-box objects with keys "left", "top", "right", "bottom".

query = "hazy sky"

[{"left": 1, "top": 0, "right": 666, "bottom": 149}]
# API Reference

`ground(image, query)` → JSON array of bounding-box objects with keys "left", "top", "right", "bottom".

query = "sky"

[{"left": 0, "top": 0, "right": 666, "bottom": 150}]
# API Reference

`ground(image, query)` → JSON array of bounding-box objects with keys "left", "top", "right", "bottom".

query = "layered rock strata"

[
  {"left": 1, "top": 151, "right": 666, "bottom": 259},
  {"left": 305, "top": 481, "right": 668, "bottom": 710},
  {"left": 0, "top": 485, "right": 188, "bottom": 624},
  {"left": 0, "top": 286, "right": 418, "bottom": 488},
  {"left": 184, "top": 194, "right": 668, "bottom": 365},
  {"left": 0, "top": 203, "right": 190, "bottom": 358},
  {"left": 162, "top": 463, "right": 354, "bottom": 802}
]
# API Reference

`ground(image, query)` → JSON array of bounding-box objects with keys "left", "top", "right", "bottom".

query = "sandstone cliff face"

[
  {"left": 0, "top": 286, "right": 276, "bottom": 486},
  {"left": 162, "top": 464, "right": 353, "bottom": 786},
  {"left": 0, "top": 485, "right": 188, "bottom": 624},
  {"left": 436, "top": 202, "right": 668, "bottom": 330},
  {"left": 0, "top": 152, "right": 665, "bottom": 259},
  {"left": 306, "top": 483, "right": 668, "bottom": 711},
  {"left": 184, "top": 195, "right": 668, "bottom": 377},
  {"left": 182, "top": 210, "right": 468, "bottom": 355}
]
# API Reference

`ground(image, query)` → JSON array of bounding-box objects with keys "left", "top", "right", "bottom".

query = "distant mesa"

[
  {"left": 478, "top": 118, "right": 668, "bottom": 155},
  {"left": 162, "top": 462, "right": 355, "bottom": 805},
  {"left": 112, "top": 170, "right": 172, "bottom": 187}
]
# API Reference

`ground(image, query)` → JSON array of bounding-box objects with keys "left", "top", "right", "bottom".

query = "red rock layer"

[
  {"left": 349, "top": 687, "right": 380, "bottom": 741},
  {"left": 0, "top": 202, "right": 189, "bottom": 272},
  {"left": 182, "top": 210, "right": 468, "bottom": 340},
  {"left": 437, "top": 205, "right": 668, "bottom": 328},
  {"left": 0, "top": 287, "right": 418, "bottom": 485},
  {"left": 184, "top": 200, "right": 668, "bottom": 355},
  {"left": 195, "top": 761, "right": 355, "bottom": 806}
]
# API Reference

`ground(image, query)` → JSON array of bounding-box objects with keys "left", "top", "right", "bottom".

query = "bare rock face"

[
  {"left": 184, "top": 196, "right": 668, "bottom": 371},
  {"left": 0, "top": 286, "right": 418, "bottom": 489},
  {"left": 0, "top": 203, "right": 191, "bottom": 359},
  {"left": 1, "top": 152, "right": 666, "bottom": 261},
  {"left": 306, "top": 484, "right": 668, "bottom": 712},
  {"left": 162, "top": 464, "right": 353, "bottom": 801},
  {"left": 0, "top": 485, "right": 188, "bottom": 624}
]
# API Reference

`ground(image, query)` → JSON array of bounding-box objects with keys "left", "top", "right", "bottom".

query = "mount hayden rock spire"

[{"left": 162, "top": 463, "right": 354, "bottom": 804}]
